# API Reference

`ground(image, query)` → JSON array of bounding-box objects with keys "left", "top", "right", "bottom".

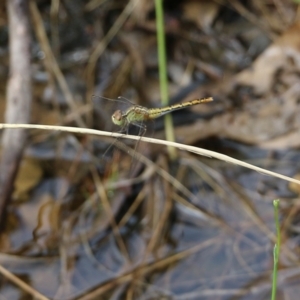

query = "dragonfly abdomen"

[{"left": 147, "top": 97, "right": 213, "bottom": 119}]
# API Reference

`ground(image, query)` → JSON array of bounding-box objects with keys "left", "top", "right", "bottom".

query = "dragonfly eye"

[{"left": 112, "top": 110, "right": 124, "bottom": 126}]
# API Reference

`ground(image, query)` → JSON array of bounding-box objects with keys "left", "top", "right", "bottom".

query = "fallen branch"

[{"left": 0, "top": 0, "right": 32, "bottom": 229}]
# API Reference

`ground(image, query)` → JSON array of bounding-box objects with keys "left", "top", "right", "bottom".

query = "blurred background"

[{"left": 0, "top": 0, "right": 300, "bottom": 299}]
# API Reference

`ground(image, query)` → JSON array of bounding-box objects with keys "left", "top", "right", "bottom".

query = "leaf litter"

[{"left": 1, "top": 1, "right": 300, "bottom": 299}]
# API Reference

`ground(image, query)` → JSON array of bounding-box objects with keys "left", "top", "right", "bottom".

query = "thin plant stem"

[
  {"left": 155, "top": 0, "right": 176, "bottom": 159},
  {"left": 271, "top": 199, "right": 280, "bottom": 300},
  {"left": 0, "top": 123, "right": 300, "bottom": 186}
]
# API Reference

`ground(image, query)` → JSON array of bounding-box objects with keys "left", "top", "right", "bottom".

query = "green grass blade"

[
  {"left": 271, "top": 199, "right": 280, "bottom": 300},
  {"left": 154, "top": 0, "right": 176, "bottom": 159}
]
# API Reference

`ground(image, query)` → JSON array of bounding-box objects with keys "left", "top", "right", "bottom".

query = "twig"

[
  {"left": 91, "top": 167, "right": 130, "bottom": 261},
  {"left": 76, "top": 237, "right": 219, "bottom": 299},
  {"left": 0, "top": 0, "right": 32, "bottom": 229},
  {"left": 0, "top": 264, "right": 49, "bottom": 300},
  {"left": 29, "top": 0, "right": 85, "bottom": 127},
  {"left": 0, "top": 123, "right": 300, "bottom": 186},
  {"left": 85, "top": 0, "right": 137, "bottom": 109}
]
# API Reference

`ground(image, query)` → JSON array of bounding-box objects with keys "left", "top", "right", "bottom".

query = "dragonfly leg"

[
  {"left": 102, "top": 123, "right": 128, "bottom": 159},
  {"left": 129, "top": 122, "right": 147, "bottom": 168},
  {"left": 131, "top": 121, "right": 147, "bottom": 138}
]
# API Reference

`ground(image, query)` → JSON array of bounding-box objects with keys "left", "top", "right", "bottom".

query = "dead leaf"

[
  {"left": 182, "top": 0, "right": 220, "bottom": 30},
  {"left": 236, "top": 21, "right": 300, "bottom": 95},
  {"left": 13, "top": 157, "right": 43, "bottom": 201}
]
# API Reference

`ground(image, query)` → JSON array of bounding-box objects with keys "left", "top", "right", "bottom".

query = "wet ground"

[{"left": 0, "top": 1, "right": 300, "bottom": 299}]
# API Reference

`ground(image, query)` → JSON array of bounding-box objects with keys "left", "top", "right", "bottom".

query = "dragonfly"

[
  {"left": 100, "top": 96, "right": 213, "bottom": 167},
  {"left": 111, "top": 97, "right": 213, "bottom": 133}
]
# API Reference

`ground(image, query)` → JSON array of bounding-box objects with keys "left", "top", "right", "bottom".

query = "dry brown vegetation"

[{"left": 0, "top": 0, "right": 300, "bottom": 299}]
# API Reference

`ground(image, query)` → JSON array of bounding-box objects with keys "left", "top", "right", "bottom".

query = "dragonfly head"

[{"left": 112, "top": 110, "right": 125, "bottom": 126}]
